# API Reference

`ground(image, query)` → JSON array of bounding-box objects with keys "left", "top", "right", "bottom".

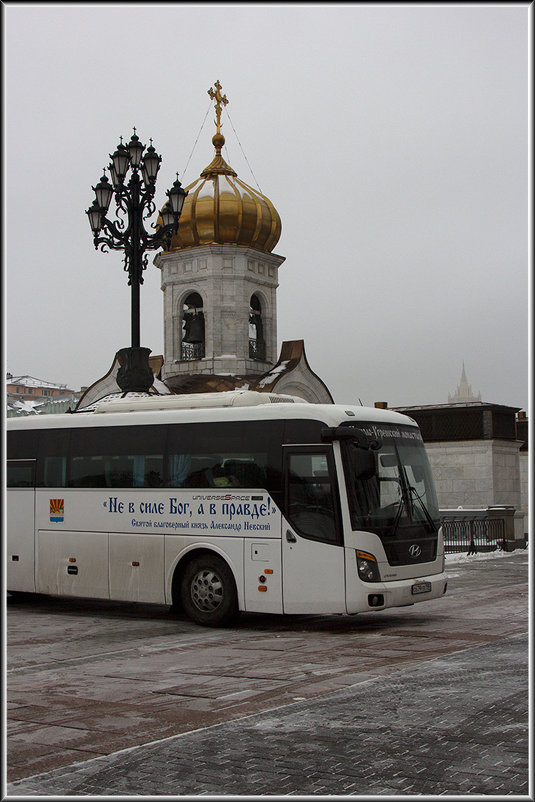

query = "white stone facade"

[
  {"left": 425, "top": 439, "right": 525, "bottom": 533},
  {"left": 425, "top": 439, "right": 522, "bottom": 509},
  {"left": 519, "top": 451, "right": 529, "bottom": 536},
  {"left": 154, "top": 245, "right": 285, "bottom": 382}
]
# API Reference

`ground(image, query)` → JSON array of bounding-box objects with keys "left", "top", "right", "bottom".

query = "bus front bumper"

[{"left": 366, "top": 571, "right": 448, "bottom": 610}]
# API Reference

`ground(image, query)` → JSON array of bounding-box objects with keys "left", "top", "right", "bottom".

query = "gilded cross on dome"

[{"left": 208, "top": 80, "right": 229, "bottom": 135}]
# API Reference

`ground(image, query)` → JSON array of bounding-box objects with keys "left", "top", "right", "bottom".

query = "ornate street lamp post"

[{"left": 86, "top": 129, "right": 186, "bottom": 393}]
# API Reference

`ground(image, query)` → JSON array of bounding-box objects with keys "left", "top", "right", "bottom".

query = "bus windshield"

[{"left": 342, "top": 422, "right": 439, "bottom": 537}]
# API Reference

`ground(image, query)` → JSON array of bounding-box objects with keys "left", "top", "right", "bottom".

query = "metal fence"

[
  {"left": 181, "top": 342, "right": 205, "bottom": 361},
  {"left": 440, "top": 515, "right": 506, "bottom": 555},
  {"left": 249, "top": 339, "right": 266, "bottom": 360}
]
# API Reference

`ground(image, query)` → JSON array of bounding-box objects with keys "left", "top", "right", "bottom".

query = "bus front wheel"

[{"left": 180, "top": 554, "right": 238, "bottom": 627}]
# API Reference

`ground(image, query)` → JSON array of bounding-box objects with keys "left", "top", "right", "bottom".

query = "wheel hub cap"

[{"left": 190, "top": 569, "right": 224, "bottom": 612}]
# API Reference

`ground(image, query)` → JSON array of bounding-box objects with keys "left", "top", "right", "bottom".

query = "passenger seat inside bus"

[{"left": 222, "top": 460, "right": 265, "bottom": 489}]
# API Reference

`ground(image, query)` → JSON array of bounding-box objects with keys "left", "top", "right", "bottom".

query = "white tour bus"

[{"left": 6, "top": 391, "right": 447, "bottom": 626}]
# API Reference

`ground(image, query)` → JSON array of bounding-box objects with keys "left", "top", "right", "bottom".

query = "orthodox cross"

[{"left": 208, "top": 80, "right": 229, "bottom": 134}]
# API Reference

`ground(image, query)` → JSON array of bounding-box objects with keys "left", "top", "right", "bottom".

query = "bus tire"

[{"left": 180, "top": 554, "right": 238, "bottom": 627}]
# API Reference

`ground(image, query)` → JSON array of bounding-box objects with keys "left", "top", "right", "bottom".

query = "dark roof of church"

[
  {"left": 164, "top": 340, "right": 333, "bottom": 402},
  {"left": 75, "top": 341, "right": 334, "bottom": 410}
]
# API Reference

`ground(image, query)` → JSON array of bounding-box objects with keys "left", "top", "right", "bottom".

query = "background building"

[
  {"left": 393, "top": 366, "right": 528, "bottom": 547},
  {"left": 6, "top": 374, "right": 80, "bottom": 416},
  {"left": 448, "top": 362, "right": 482, "bottom": 403}
]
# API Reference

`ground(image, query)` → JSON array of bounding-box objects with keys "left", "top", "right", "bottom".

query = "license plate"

[{"left": 411, "top": 581, "right": 432, "bottom": 595}]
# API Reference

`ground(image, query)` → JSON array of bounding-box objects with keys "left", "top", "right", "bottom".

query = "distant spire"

[{"left": 448, "top": 362, "right": 481, "bottom": 403}]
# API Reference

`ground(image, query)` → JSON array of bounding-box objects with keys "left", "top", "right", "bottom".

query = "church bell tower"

[{"left": 154, "top": 81, "right": 285, "bottom": 393}]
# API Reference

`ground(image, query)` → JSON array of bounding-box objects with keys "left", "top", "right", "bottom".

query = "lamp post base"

[{"left": 116, "top": 347, "right": 154, "bottom": 393}]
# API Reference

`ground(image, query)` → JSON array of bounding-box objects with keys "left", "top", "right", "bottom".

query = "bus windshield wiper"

[
  {"left": 387, "top": 454, "right": 411, "bottom": 539},
  {"left": 407, "top": 485, "right": 437, "bottom": 532},
  {"left": 390, "top": 493, "right": 406, "bottom": 538}
]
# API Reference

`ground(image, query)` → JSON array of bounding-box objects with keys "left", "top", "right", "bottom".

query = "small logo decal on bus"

[{"left": 50, "top": 499, "right": 64, "bottom": 523}]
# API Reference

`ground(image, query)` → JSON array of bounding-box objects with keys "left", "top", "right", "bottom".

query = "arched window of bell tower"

[
  {"left": 249, "top": 293, "right": 265, "bottom": 361},
  {"left": 181, "top": 292, "right": 205, "bottom": 361}
]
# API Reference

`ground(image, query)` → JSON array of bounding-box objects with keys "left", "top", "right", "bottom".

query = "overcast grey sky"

[{"left": 3, "top": 3, "right": 530, "bottom": 411}]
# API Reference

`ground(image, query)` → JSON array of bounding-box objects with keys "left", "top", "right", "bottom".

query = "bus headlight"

[{"left": 356, "top": 550, "right": 381, "bottom": 582}]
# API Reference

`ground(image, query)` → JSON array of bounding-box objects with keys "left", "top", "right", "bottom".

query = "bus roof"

[{"left": 6, "top": 391, "right": 417, "bottom": 431}]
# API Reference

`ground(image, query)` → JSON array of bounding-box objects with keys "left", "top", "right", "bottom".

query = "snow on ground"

[{"left": 445, "top": 546, "right": 528, "bottom": 564}]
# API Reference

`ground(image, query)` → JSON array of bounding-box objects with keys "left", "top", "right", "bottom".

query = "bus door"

[{"left": 282, "top": 447, "right": 346, "bottom": 614}]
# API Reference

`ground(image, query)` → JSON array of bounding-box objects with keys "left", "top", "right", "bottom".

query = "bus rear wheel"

[{"left": 180, "top": 555, "right": 238, "bottom": 627}]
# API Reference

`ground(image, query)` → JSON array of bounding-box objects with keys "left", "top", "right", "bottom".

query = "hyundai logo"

[{"left": 409, "top": 544, "right": 422, "bottom": 559}]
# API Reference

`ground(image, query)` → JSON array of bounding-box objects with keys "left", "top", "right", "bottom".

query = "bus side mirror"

[
  {"left": 321, "top": 426, "right": 381, "bottom": 451},
  {"left": 351, "top": 447, "right": 376, "bottom": 480},
  {"left": 321, "top": 427, "right": 380, "bottom": 479}
]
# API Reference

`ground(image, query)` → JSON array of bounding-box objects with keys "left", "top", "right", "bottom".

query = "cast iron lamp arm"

[
  {"left": 86, "top": 129, "right": 186, "bottom": 383},
  {"left": 92, "top": 215, "right": 131, "bottom": 252}
]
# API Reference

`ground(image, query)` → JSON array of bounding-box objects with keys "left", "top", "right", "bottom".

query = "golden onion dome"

[{"left": 166, "top": 132, "right": 281, "bottom": 254}]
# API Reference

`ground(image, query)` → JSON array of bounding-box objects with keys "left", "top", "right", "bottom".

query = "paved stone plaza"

[
  {"left": 5, "top": 551, "right": 529, "bottom": 797},
  {"left": 7, "top": 634, "right": 528, "bottom": 797}
]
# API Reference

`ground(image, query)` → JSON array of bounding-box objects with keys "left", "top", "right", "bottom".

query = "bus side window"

[
  {"left": 221, "top": 459, "right": 266, "bottom": 488},
  {"left": 43, "top": 456, "right": 67, "bottom": 487},
  {"left": 7, "top": 460, "right": 35, "bottom": 488},
  {"left": 105, "top": 456, "right": 134, "bottom": 487},
  {"left": 133, "top": 455, "right": 163, "bottom": 487},
  {"left": 7, "top": 430, "right": 39, "bottom": 460},
  {"left": 37, "top": 430, "right": 70, "bottom": 487},
  {"left": 68, "top": 425, "right": 165, "bottom": 488},
  {"left": 170, "top": 453, "right": 269, "bottom": 489},
  {"left": 166, "top": 420, "right": 282, "bottom": 492},
  {"left": 69, "top": 456, "right": 106, "bottom": 487},
  {"left": 167, "top": 454, "right": 192, "bottom": 487}
]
